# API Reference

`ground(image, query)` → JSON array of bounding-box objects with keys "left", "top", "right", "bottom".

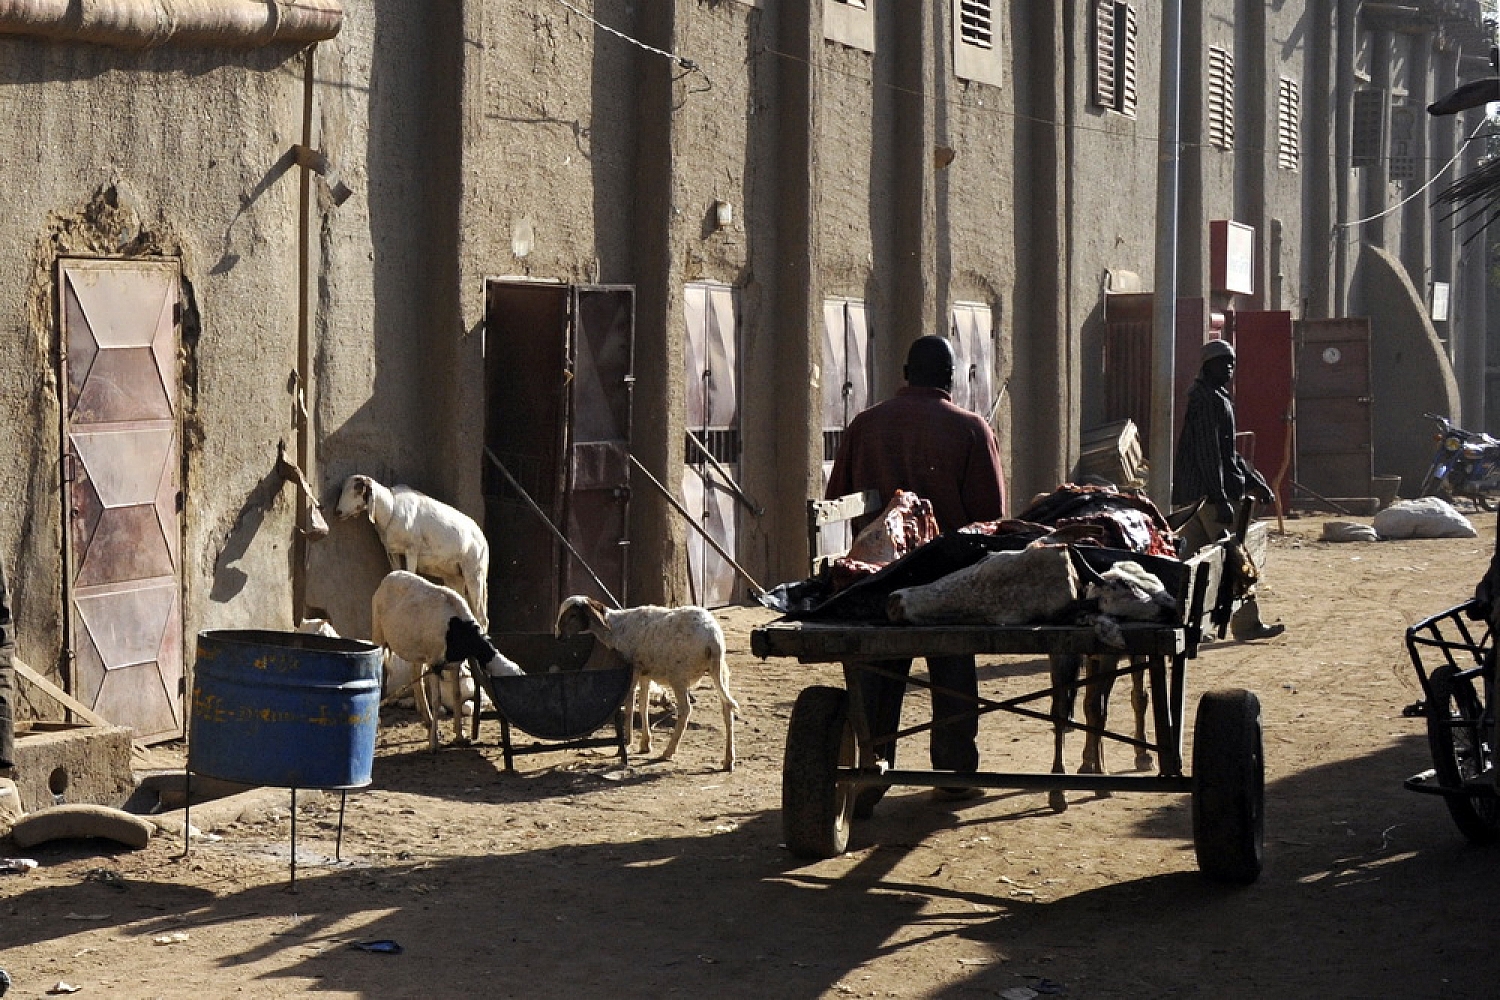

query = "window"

[
  {"left": 1389, "top": 101, "right": 1418, "bottom": 182},
  {"left": 1207, "top": 46, "right": 1235, "bottom": 150},
  {"left": 954, "top": 0, "right": 1003, "bottom": 87},
  {"left": 824, "top": 0, "right": 875, "bottom": 53},
  {"left": 1093, "top": 1, "right": 1138, "bottom": 118},
  {"left": 1277, "top": 76, "right": 1301, "bottom": 171}
]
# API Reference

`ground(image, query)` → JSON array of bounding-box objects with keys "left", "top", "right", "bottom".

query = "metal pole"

[{"left": 1149, "top": 0, "right": 1184, "bottom": 511}]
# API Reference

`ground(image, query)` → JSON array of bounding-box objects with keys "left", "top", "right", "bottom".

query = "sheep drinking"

[
  {"left": 371, "top": 570, "right": 521, "bottom": 753},
  {"left": 554, "top": 595, "right": 740, "bottom": 771}
]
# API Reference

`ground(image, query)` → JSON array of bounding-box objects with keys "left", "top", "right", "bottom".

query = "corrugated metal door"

[
  {"left": 951, "top": 303, "right": 997, "bottom": 417},
  {"left": 59, "top": 258, "right": 183, "bottom": 741},
  {"left": 1233, "top": 311, "right": 1295, "bottom": 508},
  {"left": 683, "top": 283, "right": 739, "bottom": 607},
  {"left": 1294, "top": 318, "right": 1373, "bottom": 499},
  {"left": 564, "top": 286, "right": 634, "bottom": 606},
  {"left": 818, "top": 299, "right": 871, "bottom": 564}
]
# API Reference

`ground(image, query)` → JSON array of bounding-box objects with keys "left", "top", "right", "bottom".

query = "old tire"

[
  {"left": 1192, "top": 688, "right": 1264, "bottom": 884},
  {"left": 783, "top": 685, "right": 856, "bottom": 859},
  {"left": 1424, "top": 664, "right": 1500, "bottom": 844}
]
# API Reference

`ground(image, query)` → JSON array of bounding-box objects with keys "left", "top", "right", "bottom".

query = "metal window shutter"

[
  {"left": 1389, "top": 101, "right": 1417, "bottom": 182},
  {"left": 1277, "top": 77, "right": 1301, "bottom": 171},
  {"left": 959, "top": 0, "right": 993, "bottom": 49},
  {"left": 1093, "top": 0, "right": 1116, "bottom": 109},
  {"left": 1119, "top": 4, "right": 1138, "bottom": 117},
  {"left": 1352, "top": 88, "right": 1384, "bottom": 168},
  {"left": 1208, "top": 46, "right": 1235, "bottom": 149}
]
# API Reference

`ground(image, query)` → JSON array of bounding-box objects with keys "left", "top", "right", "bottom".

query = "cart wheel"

[
  {"left": 1424, "top": 664, "right": 1500, "bottom": 844},
  {"left": 1481, "top": 494, "right": 1499, "bottom": 513},
  {"left": 782, "top": 685, "right": 857, "bottom": 859},
  {"left": 1191, "top": 688, "right": 1264, "bottom": 884}
]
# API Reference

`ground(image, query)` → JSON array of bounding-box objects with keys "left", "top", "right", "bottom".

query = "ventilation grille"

[
  {"left": 1277, "top": 77, "right": 1301, "bottom": 171},
  {"left": 1208, "top": 46, "right": 1235, "bottom": 150},
  {"left": 959, "top": 0, "right": 993, "bottom": 49}
]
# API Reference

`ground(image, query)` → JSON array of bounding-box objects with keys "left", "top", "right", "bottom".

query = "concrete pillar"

[{"left": 1400, "top": 34, "right": 1431, "bottom": 289}]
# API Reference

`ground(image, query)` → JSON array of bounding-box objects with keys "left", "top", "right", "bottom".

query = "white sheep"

[
  {"left": 297, "top": 616, "right": 483, "bottom": 721},
  {"left": 337, "top": 474, "right": 490, "bottom": 630},
  {"left": 554, "top": 596, "right": 740, "bottom": 772},
  {"left": 371, "top": 570, "right": 522, "bottom": 753}
]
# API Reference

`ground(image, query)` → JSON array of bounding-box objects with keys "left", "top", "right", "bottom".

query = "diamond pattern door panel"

[{"left": 61, "top": 260, "right": 183, "bottom": 741}]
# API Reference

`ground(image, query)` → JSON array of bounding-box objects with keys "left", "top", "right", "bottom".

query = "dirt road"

[{"left": 6, "top": 514, "right": 1500, "bottom": 998}]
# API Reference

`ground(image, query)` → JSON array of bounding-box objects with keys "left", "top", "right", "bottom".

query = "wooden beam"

[{"left": 13, "top": 658, "right": 113, "bottom": 729}]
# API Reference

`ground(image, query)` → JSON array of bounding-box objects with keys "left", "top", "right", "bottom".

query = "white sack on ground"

[{"left": 1372, "top": 498, "right": 1477, "bottom": 539}]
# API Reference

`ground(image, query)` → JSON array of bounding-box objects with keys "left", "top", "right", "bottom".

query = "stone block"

[{"left": 12, "top": 723, "right": 135, "bottom": 814}]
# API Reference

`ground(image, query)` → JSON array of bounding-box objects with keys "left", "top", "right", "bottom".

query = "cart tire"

[
  {"left": 1481, "top": 493, "right": 1499, "bottom": 513},
  {"left": 1424, "top": 664, "right": 1500, "bottom": 844},
  {"left": 1191, "top": 688, "right": 1264, "bottom": 884},
  {"left": 782, "top": 685, "right": 857, "bottom": 859}
]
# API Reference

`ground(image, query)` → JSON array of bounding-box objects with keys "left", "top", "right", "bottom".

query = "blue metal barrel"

[{"left": 188, "top": 629, "right": 382, "bottom": 789}]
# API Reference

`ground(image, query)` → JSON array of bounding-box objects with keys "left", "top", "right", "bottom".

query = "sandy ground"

[{"left": 7, "top": 512, "right": 1500, "bottom": 999}]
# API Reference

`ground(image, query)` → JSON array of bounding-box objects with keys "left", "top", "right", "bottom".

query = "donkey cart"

[{"left": 751, "top": 528, "right": 1267, "bottom": 885}]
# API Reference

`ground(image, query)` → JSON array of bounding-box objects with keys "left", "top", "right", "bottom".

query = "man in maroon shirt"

[{"left": 826, "top": 335, "right": 1008, "bottom": 814}]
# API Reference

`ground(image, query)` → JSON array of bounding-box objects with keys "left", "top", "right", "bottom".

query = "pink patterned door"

[{"left": 60, "top": 259, "right": 183, "bottom": 741}]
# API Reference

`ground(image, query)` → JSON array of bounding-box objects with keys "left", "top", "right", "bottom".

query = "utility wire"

[{"left": 553, "top": 0, "right": 700, "bottom": 72}]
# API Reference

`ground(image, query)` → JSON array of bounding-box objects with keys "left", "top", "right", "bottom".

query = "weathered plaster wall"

[
  {"left": 0, "top": 38, "right": 312, "bottom": 690},
  {"left": 304, "top": 1, "right": 470, "bottom": 637},
  {"left": 1060, "top": 0, "right": 1161, "bottom": 435}
]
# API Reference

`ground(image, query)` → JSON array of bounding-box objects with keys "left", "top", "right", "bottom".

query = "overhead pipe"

[{"left": 0, "top": 0, "right": 342, "bottom": 48}]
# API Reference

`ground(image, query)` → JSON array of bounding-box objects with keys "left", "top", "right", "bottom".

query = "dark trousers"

[{"left": 857, "top": 654, "right": 980, "bottom": 773}]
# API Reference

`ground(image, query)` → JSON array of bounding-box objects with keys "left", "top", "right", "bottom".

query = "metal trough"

[{"left": 478, "top": 632, "right": 633, "bottom": 770}]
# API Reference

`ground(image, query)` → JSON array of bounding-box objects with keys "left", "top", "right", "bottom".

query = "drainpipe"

[
  {"left": 0, "top": 0, "right": 341, "bottom": 47},
  {"left": 293, "top": 44, "right": 315, "bottom": 619},
  {"left": 1334, "top": 0, "right": 1355, "bottom": 316},
  {"left": 1149, "top": 0, "right": 1183, "bottom": 512}
]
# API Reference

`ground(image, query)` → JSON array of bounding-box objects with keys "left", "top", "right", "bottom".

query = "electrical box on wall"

[{"left": 1210, "top": 220, "right": 1256, "bottom": 296}]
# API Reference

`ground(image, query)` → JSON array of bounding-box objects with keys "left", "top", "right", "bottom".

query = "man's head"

[
  {"left": 904, "top": 336, "right": 956, "bottom": 390},
  {"left": 1200, "top": 338, "right": 1235, "bottom": 387}
]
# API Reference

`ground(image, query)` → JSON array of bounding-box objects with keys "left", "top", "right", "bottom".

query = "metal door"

[
  {"left": 818, "top": 299, "right": 872, "bottom": 564},
  {"left": 484, "top": 280, "right": 634, "bottom": 632},
  {"left": 683, "top": 283, "right": 739, "bottom": 607},
  {"left": 950, "top": 302, "right": 997, "bottom": 418},
  {"left": 59, "top": 258, "right": 183, "bottom": 741},
  {"left": 1233, "top": 311, "right": 1295, "bottom": 508},
  {"left": 563, "top": 286, "right": 634, "bottom": 606},
  {"left": 1294, "top": 318, "right": 1373, "bottom": 499}
]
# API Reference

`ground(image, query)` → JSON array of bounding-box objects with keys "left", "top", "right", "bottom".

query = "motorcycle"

[{"left": 1420, "top": 412, "right": 1500, "bottom": 511}]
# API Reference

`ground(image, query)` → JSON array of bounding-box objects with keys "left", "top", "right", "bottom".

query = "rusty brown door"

[
  {"left": 562, "top": 286, "right": 634, "bottom": 607},
  {"left": 59, "top": 258, "right": 183, "bottom": 741},
  {"left": 1294, "top": 318, "right": 1373, "bottom": 499},
  {"left": 484, "top": 280, "right": 634, "bottom": 631}
]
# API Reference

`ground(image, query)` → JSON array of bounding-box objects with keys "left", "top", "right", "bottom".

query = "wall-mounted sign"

[
  {"left": 1431, "top": 281, "right": 1450, "bottom": 322},
  {"left": 1210, "top": 220, "right": 1255, "bottom": 296}
]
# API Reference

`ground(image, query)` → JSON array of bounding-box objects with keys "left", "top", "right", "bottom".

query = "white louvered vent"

[
  {"left": 1093, "top": 1, "right": 1137, "bottom": 118},
  {"left": 1093, "top": 0, "right": 1117, "bottom": 109},
  {"left": 1277, "top": 77, "right": 1301, "bottom": 171},
  {"left": 1208, "top": 46, "right": 1235, "bottom": 150},
  {"left": 959, "top": 0, "right": 993, "bottom": 49}
]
